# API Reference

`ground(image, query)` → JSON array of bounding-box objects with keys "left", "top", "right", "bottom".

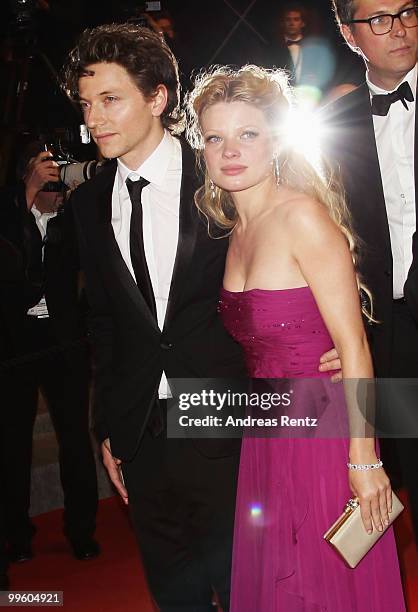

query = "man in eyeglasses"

[{"left": 324, "top": 0, "right": 418, "bottom": 547}]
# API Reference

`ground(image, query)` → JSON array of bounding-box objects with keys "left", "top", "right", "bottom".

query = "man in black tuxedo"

[
  {"left": 63, "top": 23, "right": 341, "bottom": 610},
  {"left": 0, "top": 146, "right": 99, "bottom": 561},
  {"left": 63, "top": 24, "right": 247, "bottom": 612},
  {"left": 325, "top": 0, "right": 418, "bottom": 546},
  {"left": 273, "top": 3, "right": 307, "bottom": 82},
  {"left": 269, "top": 3, "right": 335, "bottom": 97}
]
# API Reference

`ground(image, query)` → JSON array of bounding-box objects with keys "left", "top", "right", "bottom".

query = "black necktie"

[
  {"left": 126, "top": 176, "right": 157, "bottom": 318},
  {"left": 371, "top": 81, "right": 414, "bottom": 116}
]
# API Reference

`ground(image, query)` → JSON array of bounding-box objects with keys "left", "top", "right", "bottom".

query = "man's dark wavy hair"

[
  {"left": 331, "top": 0, "right": 358, "bottom": 25},
  {"left": 63, "top": 23, "right": 184, "bottom": 133}
]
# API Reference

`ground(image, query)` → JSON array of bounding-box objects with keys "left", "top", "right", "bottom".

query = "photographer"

[{"left": 0, "top": 142, "right": 99, "bottom": 562}]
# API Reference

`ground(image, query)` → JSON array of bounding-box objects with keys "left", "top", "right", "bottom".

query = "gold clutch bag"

[{"left": 323, "top": 493, "right": 404, "bottom": 568}]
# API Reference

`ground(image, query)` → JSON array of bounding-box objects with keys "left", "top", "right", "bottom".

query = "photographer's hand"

[{"left": 23, "top": 151, "right": 60, "bottom": 210}]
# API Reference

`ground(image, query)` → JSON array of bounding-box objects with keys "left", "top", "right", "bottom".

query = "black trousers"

[
  {"left": 1, "top": 361, "right": 36, "bottom": 548},
  {"left": 381, "top": 299, "right": 418, "bottom": 547},
  {"left": 123, "top": 417, "right": 239, "bottom": 612},
  {"left": 1, "top": 316, "right": 98, "bottom": 546}
]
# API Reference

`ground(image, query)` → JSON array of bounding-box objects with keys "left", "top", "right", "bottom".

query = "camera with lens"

[
  {"left": 59, "top": 159, "right": 107, "bottom": 189},
  {"left": 41, "top": 141, "right": 72, "bottom": 193},
  {"left": 39, "top": 128, "right": 106, "bottom": 192}
]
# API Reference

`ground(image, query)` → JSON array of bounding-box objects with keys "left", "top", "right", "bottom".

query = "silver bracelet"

[{"left": 347, "top": 459, "right": 383, "bottom": 471}]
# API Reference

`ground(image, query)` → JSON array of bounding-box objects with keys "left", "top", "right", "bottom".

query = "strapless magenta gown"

[{"left": 219, "top": 287, "right": 405, "bottom": 612}]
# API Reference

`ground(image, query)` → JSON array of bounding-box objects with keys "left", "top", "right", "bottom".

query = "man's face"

[
  {"left": 284, "top": 11, "right": 305, "bottom": 38},
  {"left": 78, "top": 62, "right": 167, "bottom": 169},
  {"left": 341, "top": 0, "right": 418, "bottom": 89}
]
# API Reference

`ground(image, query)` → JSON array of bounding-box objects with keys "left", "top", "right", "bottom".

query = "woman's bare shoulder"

[{"left": 274, "top": 189, "right": 330, "bottom": 227}]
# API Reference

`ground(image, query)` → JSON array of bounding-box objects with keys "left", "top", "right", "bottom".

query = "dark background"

[{"left": 0, "top": 0, "right": 364, "bottom": 183}]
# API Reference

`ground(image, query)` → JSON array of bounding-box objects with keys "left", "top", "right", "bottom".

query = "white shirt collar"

[
  {"left": 285, "top": 36, "right": 303, "bottom": 44},
  {"left": 367, "top": 64, "right": 417, "bottom": 96},
  {"left": 117, "top": 130, "right": 174, "bottom": 192},
  {"left": 31, "top": 203, "right": 42, "bottom": 219}
]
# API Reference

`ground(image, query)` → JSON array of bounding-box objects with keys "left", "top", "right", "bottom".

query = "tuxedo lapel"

[
  {"left": 404, "top": 77, "right": 418, "bottom": 319},
  {"left": 414, "top": 78, "right": 418, "bottom": 230},
  {"left": 93, "top": 161, "right": 159, "bottom": 331},
  {"left": 23, "top": 208, "right": 44, "bottom": 290},
  {"left": 163, "top": 142, "right": 200, "bottom": 329},
  {"left": 344, "top": 85, "right": 392, "bottom": 251}
]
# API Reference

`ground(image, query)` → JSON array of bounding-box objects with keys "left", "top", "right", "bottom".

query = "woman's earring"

[
  {"left": 273, "top": 154, "right": 280, "bottom": 187},
  {"left": 209, "top": 179, "right": 216, "bottom": 200}
]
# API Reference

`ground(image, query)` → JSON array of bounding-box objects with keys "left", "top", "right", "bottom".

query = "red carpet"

[
  {"left": 8, "top": 494, "right": 418, "bottom": 611},
  {"left": 9, "top": 498, "right": 155, "bottom": 612}
]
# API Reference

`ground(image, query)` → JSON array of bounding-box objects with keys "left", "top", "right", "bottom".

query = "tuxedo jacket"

[
  {"left": 0, "top": 234, "right": 29, "bottom": 362},
  {"left": 322, "top": 83, "right": 418, "bottom": 376},
  {"left": 69, "top": 140, "right": 246, "bottom": 461},
  {"left": 0, "top": 183, "right": 85, "bottom": 347}
]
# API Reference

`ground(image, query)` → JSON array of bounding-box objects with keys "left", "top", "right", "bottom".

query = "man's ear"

[
  {"left": 151, "top": 84, "right": 168, "bottom": 118},
  {"left": 340, "top": 23, "right": 359, "bottom": 53}
]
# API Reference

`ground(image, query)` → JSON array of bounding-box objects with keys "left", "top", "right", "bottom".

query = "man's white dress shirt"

[
  {"left": 368, "top": 65, "right": 417, "bottom": 299},
  {"left": 285, "top": 36, "right": 303, "bottom": 84}
]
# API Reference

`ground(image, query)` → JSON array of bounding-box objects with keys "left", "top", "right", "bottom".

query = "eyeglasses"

[{"left": 345, "top": 6, "right": 418, "bottom": 35}]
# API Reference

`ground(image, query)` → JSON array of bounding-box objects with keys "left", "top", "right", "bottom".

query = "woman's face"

[{"left": 200, "top": 101, "right": 276, "bottom": 193}]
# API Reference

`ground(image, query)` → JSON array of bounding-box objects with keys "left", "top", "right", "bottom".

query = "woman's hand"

[
  {"left": 318, "top": 347, "right": 342, "bottom": 382},
  {"left": 349, "top": 467, "right": 392, "bottom": 534}
]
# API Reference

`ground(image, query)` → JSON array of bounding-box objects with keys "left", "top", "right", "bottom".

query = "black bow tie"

[
  {"left": 285, "top": 38, "right": 302, "bottom": 47},
  {"left": 371, "top": 81, "right": 414, "bottom": 116}
]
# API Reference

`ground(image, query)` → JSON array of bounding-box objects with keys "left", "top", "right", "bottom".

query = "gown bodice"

[{"left": 219, "top": 286, "right": 333, "bottom": 379}]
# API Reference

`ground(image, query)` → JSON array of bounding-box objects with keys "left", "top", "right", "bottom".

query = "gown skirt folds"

[{"left": 219, "top": 286, "right": 406, "bottom": 612}]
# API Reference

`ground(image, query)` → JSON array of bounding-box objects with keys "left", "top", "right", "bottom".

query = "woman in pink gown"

[{"left": 186, "top": 65, "right": 406, "bottom": 611}]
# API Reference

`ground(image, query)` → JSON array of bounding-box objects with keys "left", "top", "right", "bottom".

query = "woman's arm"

[{"left": 289, "top": 196, "right": 391, "bottom": 534}]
